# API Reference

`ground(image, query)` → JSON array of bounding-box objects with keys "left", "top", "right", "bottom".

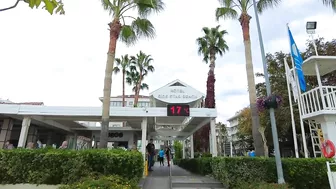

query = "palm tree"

[
  {"left": 113, "top": 55, "right": 131, "bottom": 107},
  {"left": 195, "top": 26, "right": 229, "bottom": 153},
  {"left": 197, "top": 26, "right": 229, "bottom": 76},
  {"left": 130, "top": 51, "right": 154, "bottom": 107},
  {"left": 99, "top": 0, "right": 164, "bottom": 148},
  {"left": 126, "top": 68, "right": 149, "bottom": 105},
  {"left": 321, "top": 0, "right": 336, "bottom": 10},
  {"left": 215, "top": 0, "right": 282, "bottom": 156}
]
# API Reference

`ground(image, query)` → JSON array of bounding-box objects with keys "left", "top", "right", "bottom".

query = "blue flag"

[{"left": 288, "top": 27, "right": 306, "bottom": 92}]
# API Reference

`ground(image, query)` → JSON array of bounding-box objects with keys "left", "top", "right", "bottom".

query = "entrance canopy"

[{"left": 0, "top": 79, "right": 216, "bottom": 140}]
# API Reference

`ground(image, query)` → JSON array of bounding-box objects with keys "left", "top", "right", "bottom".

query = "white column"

[
  {"left": 18, "top": 117, "right": 31, "bottom": 148},
  {"left": 141, "top": 118, "right": 147, "bottom": 164},
  {"left": 190, "top": 135, "right": 194, "bottom": 158},
  {"left": 210, "top": 118, "right": 217, "bottom": 157},
  {"left": 230, "top": 141, "right": 233, "bottom": 157},
  {"left": 318, "top": 116, "right": 336, "bottom": 146},
  {"left": 182, "top": 140, "right": 186, "bottom": 159}
]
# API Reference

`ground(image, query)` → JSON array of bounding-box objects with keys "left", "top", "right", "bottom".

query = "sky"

[{"left": 0, "top": 0, "right": 335, "bottom": 124}]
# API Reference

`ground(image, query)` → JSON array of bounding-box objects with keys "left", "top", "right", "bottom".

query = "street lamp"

[
  {"left": 306, "top": 21, "right": 318, "bottom": 56},
  {"left": 252, "top": 0, "right": 285, "bottom": 184}
]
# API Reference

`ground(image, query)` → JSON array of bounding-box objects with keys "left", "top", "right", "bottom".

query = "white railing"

[{"left": 300, "top": 86, "right": 336, "bottom": 117}]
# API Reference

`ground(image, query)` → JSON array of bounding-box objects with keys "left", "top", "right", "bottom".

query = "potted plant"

[{"left": 256, "top": 94, "right": 283, "bottom": 112}]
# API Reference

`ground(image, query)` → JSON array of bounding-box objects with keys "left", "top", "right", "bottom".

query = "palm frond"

[
  {"left": 196, "top": 25, "right": 229, "bottom": 63},
  {"left": 215, "top": 7, "right": 238, "bottom": 20},
  {"left": 119, "top": 25, "right": 137, "bottom": 46},
  {"left": 100, "top": 0, "right": 117, "bottom": 16},
  {"left": 320, "top": 0, "right": 336, "bottom": 11},
  {"left": 140, "top": 83, "right": 149, "bottom": 90},
  {"left": 256, "top": 0, "right": 281, "bottom": 14},
  {"left": 131, "top": 18, "right": 155, "bottom": 40},
  {"left": 136, "top": 0, "right": 165, "bottom": 17}
]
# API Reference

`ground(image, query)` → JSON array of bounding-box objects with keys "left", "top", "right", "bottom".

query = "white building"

[
  {"left": 0, "top": 79, "right": 218, "bottom": 169},
  {"left": 226, "top": 112, "right": 242, "bottom": 156}
]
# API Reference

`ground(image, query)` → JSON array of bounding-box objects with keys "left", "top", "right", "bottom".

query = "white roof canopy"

[{"left": 302, "top": 56, "right": 336, "bottom": 76}]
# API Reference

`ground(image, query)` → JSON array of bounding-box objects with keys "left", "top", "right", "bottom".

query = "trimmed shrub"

[
  {"left": 178, "top": 157, "right": 331, "bottom": 189},
  {"left": 0, "top": 149, "right": 143, "bottom": 185},
  {"left": 59, "top": 174, "right": 140, "bottom": 189},
  {"left": 234, "top": 182, "right": 292, "bottom": 189},
  {"left": 176, "top": 157, "right": 212, "bottom": 175}
]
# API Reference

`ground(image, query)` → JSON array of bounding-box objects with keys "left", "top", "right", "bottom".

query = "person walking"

[
  {"left": 146, "top": 139, "right": 155, "bottom": 171},
  {"left": 159, "top": 148, "right": 165, "bottom": 166},
  {"left": 165, "top": 146, "right": 171, "bottom": 167}
]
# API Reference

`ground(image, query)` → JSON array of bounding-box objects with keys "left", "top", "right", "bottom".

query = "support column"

[
  {"left": 190, "top": 135, "right": 194, "bottom": 158},
  {"left": 18, "top": 117, "right": 31, "bottom": 148},
  {"left": 230, "top": 141, "right": 233, "bottom": 157},
  {"left": 210, "top": 118, "right": 217, "bottom": 157},
  {"left": 317, "top": 116, "right": 336, "bottom": 146},
  {"left": 0, "top": 119, "right": 14, "bottom": 148},
  {"left": 141, "top": 118, "right": 147, "bottom": 170},
  {"left": 182, "top": 140, "right": 186, "bottom": 159}
]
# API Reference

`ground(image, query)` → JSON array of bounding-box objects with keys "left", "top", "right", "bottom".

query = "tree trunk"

[
  {"left": 259, "top": 127, "right": 269, "bottom": 157},
  {"left": 133, "top": 72, "right": 143, "bottom": 106},
  {"left": 239, "top": 13, "right": 264, "bottom": 156},
  {"left": 122, "top": 70, "right": 126, "bottom": 107},
  {"left": 99, "top": 19, "right": 122, "bottom": 148}
]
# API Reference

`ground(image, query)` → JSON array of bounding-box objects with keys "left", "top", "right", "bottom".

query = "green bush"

[
  {"left": 233, "top": 182, "right": 292, "bottom": 189},
  {"left": 0, "top": 148, "right": 143, "bottom": 185},
  {"left": 178, "top": 157, "right": 331, "bottom": 189},
  {"left": 59, "top": 174, "right": 140, "bottom": 189},
  {"left": 176, "top": 157, "right": 212, "bottom": 175},
  {"left": 194, "top": 152, "right": 212, "bottom": 158}
]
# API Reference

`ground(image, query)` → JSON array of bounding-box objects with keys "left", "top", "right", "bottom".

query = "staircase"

[{"left": 308, "top": 120, "right": 323, "bottom": 157}]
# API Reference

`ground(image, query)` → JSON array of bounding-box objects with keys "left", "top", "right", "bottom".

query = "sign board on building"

[{"left": 152, "top": 85, "right": 203, "bottom": 103}]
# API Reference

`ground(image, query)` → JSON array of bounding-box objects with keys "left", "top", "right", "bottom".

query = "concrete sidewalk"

[{"left": 141, "top": 161, "right": 226, "bottom": 189}]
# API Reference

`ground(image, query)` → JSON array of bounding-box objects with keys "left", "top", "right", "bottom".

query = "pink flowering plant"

[{"left": 256, "top": 94, "right": 283, "bottom": 112}]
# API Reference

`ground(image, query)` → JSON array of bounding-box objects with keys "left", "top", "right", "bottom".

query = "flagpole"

[
  {"left": 287, "top": 24, "right": 309, "bottom": 158},
  {"left": 284, "top": 58, "right": 299, "bottom": 158},
  {"left": 253, "top": 0, "right": 285, "bottom": 184},
  {"left": 291, "top": 58, "right": 309, "bottom": 158}
]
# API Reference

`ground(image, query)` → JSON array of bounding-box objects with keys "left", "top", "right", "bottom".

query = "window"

[
  {"left": 138, "top": 101, "right": 150, "bottom": 107},
  {"left": 111, "top": 101, "right": 122, "bottom": 107},
  {"left": 129, "top": 101, "right": 133, "bottom": 106}
]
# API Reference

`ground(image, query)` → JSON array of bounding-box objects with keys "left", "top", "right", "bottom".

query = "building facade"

[{"left": 226, "top": 112, "right": 242, "bottom": 156}]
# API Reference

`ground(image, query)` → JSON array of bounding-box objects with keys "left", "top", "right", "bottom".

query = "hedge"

[
  {"left": 0, "top": 149, "right": 143, "bottom": 185},
  {"left": 176, "top": 157, "right": 332, "bottom": 189},
  {"left": 59, "top": 174, "right": 140, "bottom": 189}
]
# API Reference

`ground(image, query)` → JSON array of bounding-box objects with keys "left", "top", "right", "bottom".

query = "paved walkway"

[{"left": 142, "top": 161, "right": 225, "bottom": 189}]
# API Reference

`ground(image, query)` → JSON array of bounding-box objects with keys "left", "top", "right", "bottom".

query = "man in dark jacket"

[{"left": 146, "top": 139, "right": 155, "bottom": 171}]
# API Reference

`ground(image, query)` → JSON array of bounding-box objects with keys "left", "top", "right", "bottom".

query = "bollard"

[{"left": 144, "top": 160, "right": 148, "bottom": 176}]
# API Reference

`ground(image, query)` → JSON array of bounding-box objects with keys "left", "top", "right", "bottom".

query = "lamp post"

[
  {"left": 306, "top": 21, "right": 318, "bottom": 56},
  {"left": 251, "top": 0, "right": 285, "bottom": 184}
]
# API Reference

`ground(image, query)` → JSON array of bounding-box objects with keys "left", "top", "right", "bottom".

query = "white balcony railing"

[{"left": 300, "top": 86, "right": 336, "bottom": 117}]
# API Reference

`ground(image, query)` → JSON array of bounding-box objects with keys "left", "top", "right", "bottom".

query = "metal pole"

[
  {"left": 252, "top": 0, "right": 285, "bottom": 184},
  {"left": 284, "top": 58, "right": 299, "bottom": 158},
  {"left": 310, "top": 34, "right": 319, "bottom": 56}
]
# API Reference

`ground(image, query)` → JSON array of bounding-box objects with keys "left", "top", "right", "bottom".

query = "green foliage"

[
  {"left": 173, "top": 141, "right": 183, "bottom": 159},
  {"left": 175, "top": 158, "right": 212, "bottom": 175},
  {"left": 59, "top": 175, "right": 140, "bottom": 189},
  {"left": 211, "top": 157, "right": 330, "bottom": 189},
  {"left": 27, "top": 0, "right": 65, "bottom": 14},
  {"left": 0, "top": 0, "right": 65, "bottom": 14},
  {"left": 196, "top": 25, "right": 229, "bottom": 63},
  {"left": 234, "top": 182, "right": 292, "bottom": 189},
  {"left": 177, "top": 157, "right": 331, "bottom": 189},
  {"left": 0, "top": 149, "right": 143, "bottom": 185}
]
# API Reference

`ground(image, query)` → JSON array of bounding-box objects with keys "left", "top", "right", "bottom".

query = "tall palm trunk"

[
  {"left": 99, "top": 19, "right": 122, "bottom": 148},
  {"left": 134, "top": 72, "right": 143, "bottom": 106},
  {"left": 239, "top": 13, "right": 264, "bottom": 156},
  {"left": 122, "top": 70, "right": 126, "bottom": 107}
]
